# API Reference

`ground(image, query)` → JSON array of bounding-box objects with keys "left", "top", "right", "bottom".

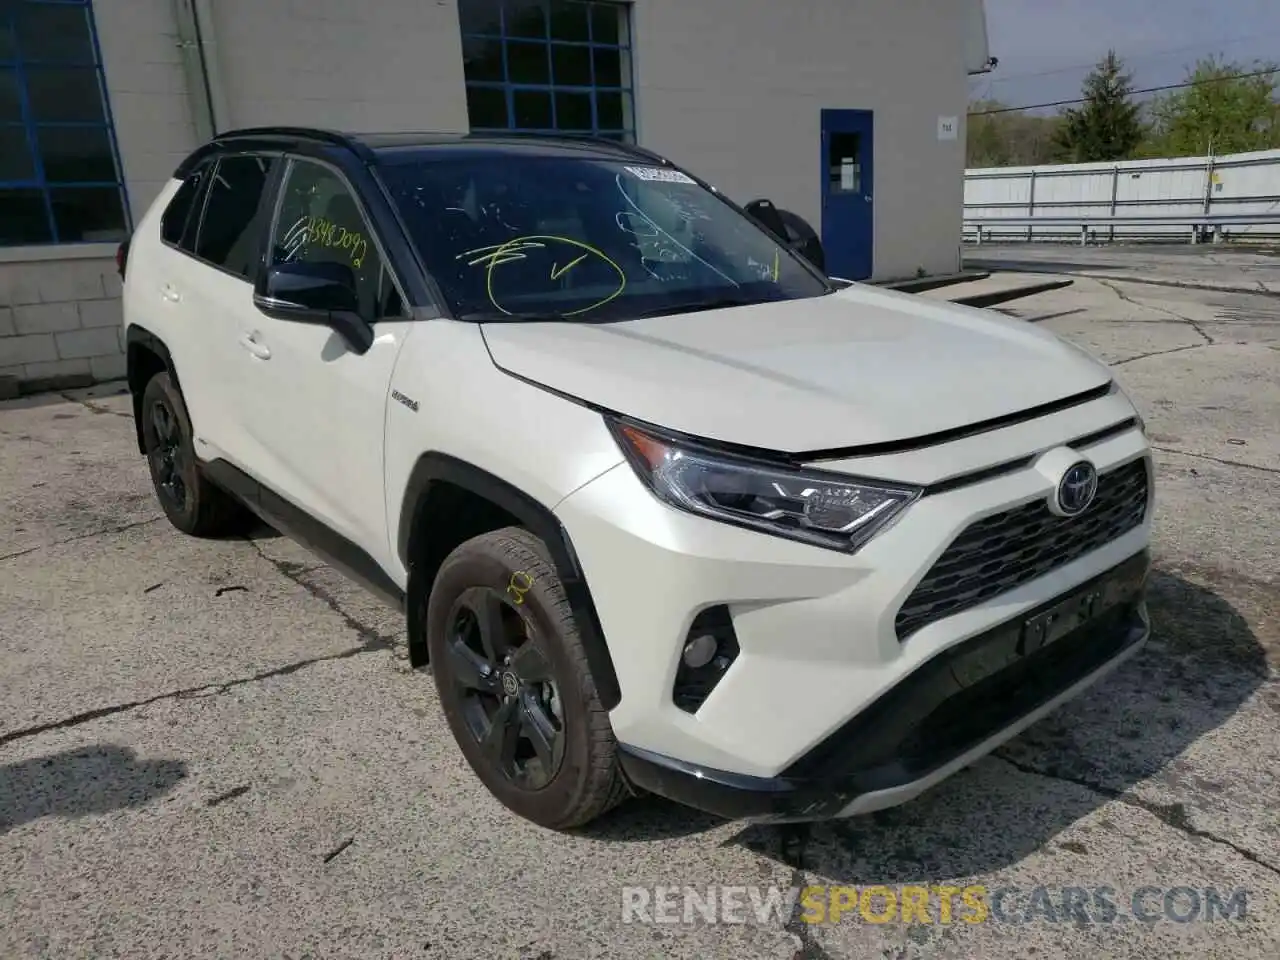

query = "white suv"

[{"left": 120, "top": 128, "right": 1154, "bottom": 830}]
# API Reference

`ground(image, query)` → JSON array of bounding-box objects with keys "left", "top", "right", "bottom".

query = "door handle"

[
  {"left": 238, "top": 333, "right": 271, "bottom": 360},
  {"left": 160, "top": 285, "right": 181, "bottom": 303}
]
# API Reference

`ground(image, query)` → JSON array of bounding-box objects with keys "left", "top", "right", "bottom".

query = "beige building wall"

[
  {"left": 1, "top": 0, "right": 978, "bottom": 394},
  {"left": 630, "top": 0, "right": 971, "bottom": 282}
]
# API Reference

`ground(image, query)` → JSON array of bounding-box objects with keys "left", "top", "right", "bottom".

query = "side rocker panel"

[{"left": 398, "top": 452, "right": 622, "bottom": 711}]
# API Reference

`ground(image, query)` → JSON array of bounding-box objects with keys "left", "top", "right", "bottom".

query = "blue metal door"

[{"left": 820, "top": 109, "right": 874, "bottom": 280}]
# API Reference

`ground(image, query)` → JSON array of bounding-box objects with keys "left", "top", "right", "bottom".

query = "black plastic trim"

[
  {"left": 800, "top": 381, "right": 1117, "bottom": 461},
  {"left": 203, "top": 460, "right": 406, "bottom": 612},
  {"left": 618, "top": 550, "right": 1150, "bottom": 822},
  {"left": 1071, "top": 417, "right": 1139, "bottom": 450},
  {"left": 788, "top": 549, "right": 1150, "bottom": 779},
  {"left": 397, "top": 453, "right": 621, "bottom": 710},
  {"left": 921, "top": 416, "right": 1141, "bottom": 497},
  {"left": 174, "top": 126, "right": 374, "bottom": 178},
  {"left": 603, "top": 382, "right": 1117, "bottom": 469},
  {"left": 495, "top": 360, "right": 1117, "bottom": 469},
  {"left": 922, "top": 455, "right": 1036, "bottom": 497},
  {"left": 125, "top": 325, "right": 180, "bottom": 454}
]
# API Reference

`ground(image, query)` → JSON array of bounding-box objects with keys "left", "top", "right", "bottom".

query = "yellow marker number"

[{"left": 507, "top": 571, "right": 535, "bottom": 605}]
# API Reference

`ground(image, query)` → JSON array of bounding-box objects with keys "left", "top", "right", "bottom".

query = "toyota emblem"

[{"left": 1056, "top": 461, "right": 1098, "bottom": 516}]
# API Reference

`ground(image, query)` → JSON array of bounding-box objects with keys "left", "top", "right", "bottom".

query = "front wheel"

[{"left": 426, "top": 527, "right": 629, "bottom": 830}]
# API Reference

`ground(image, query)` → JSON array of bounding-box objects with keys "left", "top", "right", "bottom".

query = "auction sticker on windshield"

[{"left": 624, "top": 166, "right": 697, "bottom": 184}]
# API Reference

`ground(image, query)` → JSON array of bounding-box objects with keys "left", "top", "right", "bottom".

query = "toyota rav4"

[{"left": 121, "top": 128, "right": 1154, "bottom": 830}]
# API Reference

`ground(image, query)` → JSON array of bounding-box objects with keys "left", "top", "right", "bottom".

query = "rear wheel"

[
  {"left": 426, "top": 527, "right": 629, "bottom": 829},
  {"left": 140, "top": 372, "right": 246, "bottom": 537}
]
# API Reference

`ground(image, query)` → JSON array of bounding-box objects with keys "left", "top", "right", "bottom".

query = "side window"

[
  {"left": 160, "top": 162, "right": 211, "bottom": 251},
  {"left": 195, "top": 154, "right": 278, "bottom": 279},
  {"left": 269, "top": 159, "right": 396, "bottom": 320}
]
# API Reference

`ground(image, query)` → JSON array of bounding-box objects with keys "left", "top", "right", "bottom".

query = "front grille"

[{"left": 895, "top": 457, "right": 1150, "bottom": 639}]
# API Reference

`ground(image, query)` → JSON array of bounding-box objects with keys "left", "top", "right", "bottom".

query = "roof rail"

[
  {"left": 210, "top": 126, "right": 375, "bottom": 162},
  {"left": 466, "top": 130, "right": 675, "bottom": 165}
]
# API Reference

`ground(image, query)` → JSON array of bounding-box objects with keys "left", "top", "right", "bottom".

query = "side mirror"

[
  {"left": 775, "top": 208, "right": 826, "bottom": 274},
  {"left": 744, "top": 200, "right": 827, "bottom": 275},
  {"left": 744, "top": 198, "right": 788, "bottom": 241},
  {"left": 254, "top": 260, "right": 374, "bottom": 355}
]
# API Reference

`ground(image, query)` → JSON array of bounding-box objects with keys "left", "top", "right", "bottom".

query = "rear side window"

[
  {"left": 194, "top": 154, "right": 278, "bottom": 279},
  {"left": 160, "top": 163, "right": 211, "bottom": 251}
]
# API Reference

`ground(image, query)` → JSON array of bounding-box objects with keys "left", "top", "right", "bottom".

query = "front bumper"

[
  {"left": 553, "top": 388, "right": 1153, "bottom": 778},
  {"left": 618, "top": 552, "right": 1151, "bottom": 822}
]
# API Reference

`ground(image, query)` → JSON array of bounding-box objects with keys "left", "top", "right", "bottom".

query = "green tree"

[
  {"left": 967, "top": 100, "right": 1064, "bottom": 167},
  {"left": 1144, "top": 57, "right": 1280, "bottom": 157},
  {"left": 1053, "top": 51, "right": 1145, "bottom": 162}
]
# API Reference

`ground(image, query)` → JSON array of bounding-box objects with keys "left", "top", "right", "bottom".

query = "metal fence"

[{"left": 963, "top": 147, "right": 1280, "bottom": 243}]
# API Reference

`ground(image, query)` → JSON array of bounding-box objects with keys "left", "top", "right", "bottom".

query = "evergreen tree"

[{"left": 1054, "top": 51, "right": 1145, "bottom": 162}]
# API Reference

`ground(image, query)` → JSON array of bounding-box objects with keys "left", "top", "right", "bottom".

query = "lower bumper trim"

[{"left": 618, "top": 553, "right": 1150, "bottom": 823}]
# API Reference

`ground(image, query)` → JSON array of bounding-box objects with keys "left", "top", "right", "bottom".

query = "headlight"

[{"left": 607, "top": 419, "right": 922, "bottom": 553}]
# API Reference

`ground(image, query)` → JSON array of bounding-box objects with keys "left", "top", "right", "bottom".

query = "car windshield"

[{"left": 376, "top": 151, "right": 831, "bottom": 321}]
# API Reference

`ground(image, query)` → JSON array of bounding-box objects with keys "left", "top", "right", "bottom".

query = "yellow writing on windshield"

[
  {"left": 461, "top": 236, "right": 627, "bottom": 317},
  {"left": 551, "top": 253, "right": 588, "bottom": 281}
]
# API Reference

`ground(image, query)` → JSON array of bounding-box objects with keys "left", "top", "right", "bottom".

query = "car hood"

[{"left": 479, "top": 284, "right": 1112, "bottom": 454}]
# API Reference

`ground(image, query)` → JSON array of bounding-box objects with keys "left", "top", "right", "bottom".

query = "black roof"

[{"left": 185, "top": 126, "right": 672, "bottom": 167}]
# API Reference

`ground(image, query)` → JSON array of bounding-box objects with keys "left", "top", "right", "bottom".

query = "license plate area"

[{"left": 1018, "top": 554, "right": 1148, "bottom": 656}]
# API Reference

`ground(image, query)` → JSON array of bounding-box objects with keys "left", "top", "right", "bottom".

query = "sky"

[{"left": 973, "top": 0, "right": 1280, "bottom": 110}]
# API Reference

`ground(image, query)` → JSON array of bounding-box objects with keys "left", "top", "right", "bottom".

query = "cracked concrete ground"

[
  {"left": 1, "top": 276, "right": 1278, "bottom": 959},
  {"left": 967, "top": 244, "right": 1280, "bottom": 296}
]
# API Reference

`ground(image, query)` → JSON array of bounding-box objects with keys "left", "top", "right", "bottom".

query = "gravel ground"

[{"left": 1, "top": 275, "right": 1277, "bottom": 959}]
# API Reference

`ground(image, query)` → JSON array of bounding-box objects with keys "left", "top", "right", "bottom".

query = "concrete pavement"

[
  {"left": 1, "top": 276, "right": 1277, "bottom": 958},
  {"left": 966, "top": 244, "right": 1280, "bottom": 297}
]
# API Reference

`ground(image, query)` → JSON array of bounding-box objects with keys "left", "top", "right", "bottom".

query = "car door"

[
  {"left": 235, "top": 155, "right": 412, "bottom": 569},
  {"left": 164, "top": 152, "right": 282, "bottom": 469},
  {"left": 137, "top": 157, "right": 242, "bottom": 461}
]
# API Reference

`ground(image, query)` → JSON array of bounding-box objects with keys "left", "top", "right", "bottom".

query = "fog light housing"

[
  {"left": 682, "top": 634, "right": 719, "bottom": 669},
  {"left": 672, "top": 606, "right": 740, "bottom": 713}
]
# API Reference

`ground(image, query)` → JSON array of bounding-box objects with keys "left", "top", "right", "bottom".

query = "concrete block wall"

[
  {"left": 0, "top": 0, "right": 197, "bottom": 396},
  {"left": 0, "top": 257, "right": 127, "bottom": 394}
]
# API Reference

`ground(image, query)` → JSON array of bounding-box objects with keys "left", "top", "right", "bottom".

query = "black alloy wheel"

[
  {"left": 445, "top": 586, "right": 566, "bottom": 790},
  {"left": 147, "top": 395, "right": 188, "bottom": 513},
  {"left": 139, "top": 371, "right": 247, "bottom": 537},
  {"left": 425, "top": 527, "right": 629, "bottom": 829}
]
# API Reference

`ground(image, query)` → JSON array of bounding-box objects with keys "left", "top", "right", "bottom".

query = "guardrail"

[
  {"left": 964, "top": 148, "right": 1280, "bottom": 244},
  {"left": 964, "top": 213, "right": 1280, "bottom": 245}
]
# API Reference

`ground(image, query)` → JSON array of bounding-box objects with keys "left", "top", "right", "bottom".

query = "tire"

[
  {"left": 140, "top": 371, "right": 247, "bottom": 537},
  {"left": 426, "top": 526, "right": 629, "bottom": 830}
]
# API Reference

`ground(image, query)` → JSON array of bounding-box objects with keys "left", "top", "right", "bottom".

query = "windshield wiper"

[{"left": 460, "top": 311, "right": 573, "bottom": 323}]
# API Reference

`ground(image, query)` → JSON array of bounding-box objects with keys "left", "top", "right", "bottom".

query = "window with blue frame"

[
  {"left": 0, "top": 0, "right": 128, "bottom": 246},
  {"left": 459, "top": 0, "right": 636, "bottom": 142}
]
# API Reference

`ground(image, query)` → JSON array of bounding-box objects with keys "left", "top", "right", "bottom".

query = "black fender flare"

[
  {"left": 398, "top": 452, "right": 622, "bottom": 711},
  {"left": 125, "top": 325, "right": 182, "bottom": 454}
]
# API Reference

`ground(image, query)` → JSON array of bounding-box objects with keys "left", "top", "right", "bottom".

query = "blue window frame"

[
  {"left": 0, "top": 0, "right": 129, "bottom": 246},
  {"left": 459, "top": 0, "right": 636, "bottom": 142}
]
